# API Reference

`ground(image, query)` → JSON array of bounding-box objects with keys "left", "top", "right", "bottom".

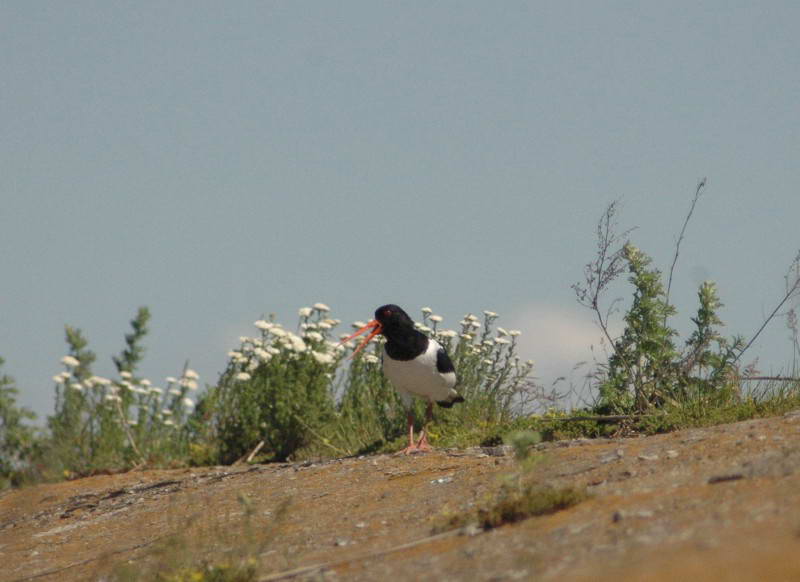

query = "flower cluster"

[
  {"left": 225, "top": 303, "right": 346, "bottom": 382},
  {"left": 51, "top": 356, "right": 198, "bottom": 428}
]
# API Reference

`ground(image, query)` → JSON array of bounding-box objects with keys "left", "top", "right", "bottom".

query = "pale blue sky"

[{"left": 3, "top": 2, "right": 799, "bottom": 419}]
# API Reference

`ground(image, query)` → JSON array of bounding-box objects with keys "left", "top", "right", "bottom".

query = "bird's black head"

[
  {"left": 340, "top": 304, "right": 423, "bottom": 359},
  {"left": 374, "top": 304, "right": 415, "bottom": 331}
]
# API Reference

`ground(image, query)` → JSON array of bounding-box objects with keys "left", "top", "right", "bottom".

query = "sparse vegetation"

[
  {"left": 570, "top": 185, "right": 800, "bottom": 433},
  {"left": 3, "top": 181, "right": 800, "bottom": 486},
  {"left": 112, "top": 493, "right": 285, "bottom": 582},
  {"left": 435, "top": 431, "right": 587, "bottom": 532}
]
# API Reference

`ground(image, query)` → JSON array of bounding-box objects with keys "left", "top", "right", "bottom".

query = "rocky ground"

[{"left": 3, "top": 411, "right": 800, "bottom": 581}]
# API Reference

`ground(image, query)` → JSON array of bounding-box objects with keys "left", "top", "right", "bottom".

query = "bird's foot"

[
  {"left": 415, "top": 433, "right": 432, "bottom": 451},
  {"left": 398, "top": 442, "right": 431, "bottom": 455}
]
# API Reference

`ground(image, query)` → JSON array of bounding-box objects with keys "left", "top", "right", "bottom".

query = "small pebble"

[{"left": 431, "top": 476, "right": 454, "bottom": 485}]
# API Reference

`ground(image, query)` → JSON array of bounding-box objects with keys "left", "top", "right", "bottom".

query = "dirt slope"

[{"left": 3, "top": 411, "right": 800, "bottom": 581}]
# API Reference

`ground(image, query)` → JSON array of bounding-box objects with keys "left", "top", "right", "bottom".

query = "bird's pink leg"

[
  {"left": 399, "top": 411, "right": 420, "bottom": 455},
  {"left": 415, "top": 402, "right": 434, "bottom": 451}
]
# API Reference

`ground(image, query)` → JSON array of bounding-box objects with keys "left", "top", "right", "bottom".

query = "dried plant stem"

[
  {"left": 665, "top": 178, "right": 706, "bottom": 318},
  {"left": 734, "top": 270, "right": 800, "bottom": 364},
  {"left": 235, "top": 440, "right": 265, "bottom": 465},
  {"left": 113, "top": 398, "right": 146, "bottom": 465}
]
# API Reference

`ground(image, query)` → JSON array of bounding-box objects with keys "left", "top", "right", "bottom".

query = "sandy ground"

[{"left": 3, "top": 411, "right": 800, "bottom": 581}]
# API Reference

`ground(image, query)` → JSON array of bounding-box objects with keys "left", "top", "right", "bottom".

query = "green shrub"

[
  {"left": 204, "top": 305, "right": 539, "bottom": 461},
  {"left": 42, "top": 308, "right": 199, "bottom": 478},
  {"left": 0, "top": 358, "right": 38, "bottom": 488},
  {"left": 574, "top": 190, "right": 797, "bottom": 419}
]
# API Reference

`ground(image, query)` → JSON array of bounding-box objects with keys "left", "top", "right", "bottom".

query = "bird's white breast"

[{"left": 382, "top": 339, "right": 456, "bottom": 404}]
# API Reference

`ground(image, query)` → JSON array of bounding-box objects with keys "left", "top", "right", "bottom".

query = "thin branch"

[
  {"left": 665, "top": 177, "right": 707, "bottom": 315},
  {"left": 734, "top": 253, "right": 800, "bottom": 364}
]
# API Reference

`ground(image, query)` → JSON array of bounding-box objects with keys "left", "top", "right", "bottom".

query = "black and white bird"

[{"left": 343, "top": 304, "right": 464, "bottom": 454}]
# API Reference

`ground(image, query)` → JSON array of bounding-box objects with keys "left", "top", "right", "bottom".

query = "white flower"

[
  {"left": 469, "top": 321, "right": 481, "bottom": 329},
  {"left": 255, "top": 348, "right": 271, "bottom": 361},
  {"left": 94, "top": 376, "right": 112, "bottom": 386},
  {"left": 182, "top": 397, "right": 195, "bottom": 408},
  {"left": 305, "top": 331, "right": 324, "bottom": 342},
  {"left": 352, "top": 321, "right": 367, "bottom": 329},
  {"left": 166, "top": 376, "right": 177, "bottom": 384},
  {"left": 466, "top": 314, "right": 480, "bottom": 322},
  {"left": 508, "top": 330, "right": 521, "bottom": 337},
  {"left": 140, "top": 379, "right": 151, "bottom": 387},
  {"left": 323, "top": 318, "right": 340, "bottom": 326},
  {"left": 127, "top": 419, "right": 137, "bottom": 426},
  {"left": 184, "top": 380, "right": 199, "bottom": 391},
  {"left": 461, "top": 333, "right": 473, "bottom": 340},
  {"left": 266, "top": 346, "right": 280, "bottom": 355},
  {"left": 270, "top": 327, "right": 287, "bottom": 338},
  {"left": 169, "top": 388, "right": 181, "bottom": 396},
  {"left": 184, "top": 369, "right": 199, "bottom": 380},
  {"left": 120, "top": 381, "right": 133, "bottom": 390},
  {"left": 120, "top": 371, "right": 133, "bottom": 380},
  {"left": 313, "top": 302, "right": 330, "bottom": 312},
  {"left": 298, "top": 307, "right": 313, "bottom": 317},
  {"left": 429, "top": 315, "right": 443, "bottom": 323},
  {"left": 317, "top": 321, "right": 332, "bottom": 330},
  {"left": 496, "top": 327, "right": 508, "bottom": 336},
  {"left": 254, "top": 319, "right": 272, "bottom": 330},
  {"left": 288, "top": 335, "right": 307, "bottom": 352},
  {"left": 69, "top": 383, "right": 83, "bottom": 391},
  {"left": 149, "top": 387, "right": 163, "bottom": 395},
  {"left": 437, "top": 329, "right": 457, "bottom": 338},
  {"left": 483, "top": 359, "right": 494, "bottom": 366},
  {"left": 104, "top": 394, "right": 122, "bottom": 403},
  {"left": 414, "top": 323, "right": 432, "bottom": 333},
  {"left": 421, "top": 307, "right": 433, "bottom": 314},
  {"left": 60, "top": 355, "right": 80, "bottom": 368},
  {"left": 228, "top": 350, "right": 242, "bottom": 359},
  {"left": 52, "top": 373, "right": 67, "bottom": 384},
  {"left": 526, "top": 359, "right": 535, "bottom": 366},
  {"left": 364, "top": 354, "right": 380, "bottom": 364},
  {"left": 312, "top": 351, "right": 334, "bottom": 364},
  {"left": 163, "top": 419, "right": 175, "bottom": 427},
  {"left": 235, "top": 372, "right": 251, "bottom": 381},
  {"left": 161, "top": 409, "right": 172, "bottom": 416},
  {"left": 483, "top": 310, "right": 498, "bottom": 318},
  {"left": 494, "top": 337, "right": 511, "bottom": 345}
]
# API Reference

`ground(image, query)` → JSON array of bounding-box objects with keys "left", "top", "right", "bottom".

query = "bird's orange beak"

[{"left": 340, "top": 319, "right": 383, "bottom": 358}]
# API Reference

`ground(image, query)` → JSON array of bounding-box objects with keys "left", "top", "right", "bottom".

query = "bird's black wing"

[{"left": 436, "top": 346, "right": 456, "bottom": 375}]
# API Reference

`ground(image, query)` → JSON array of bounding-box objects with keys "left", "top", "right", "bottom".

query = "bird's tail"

[{"left": 436, "top": 389, "right": 465, "bottom": 409}]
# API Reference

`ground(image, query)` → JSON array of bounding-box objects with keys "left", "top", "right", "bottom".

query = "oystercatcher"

[{"left": 342, "top": 304, "right": 464, "bottom": 454}]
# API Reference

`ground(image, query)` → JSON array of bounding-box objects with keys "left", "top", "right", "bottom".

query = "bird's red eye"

[{"left": 383, "top": 309, "right": 392, "bottom": 317}]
